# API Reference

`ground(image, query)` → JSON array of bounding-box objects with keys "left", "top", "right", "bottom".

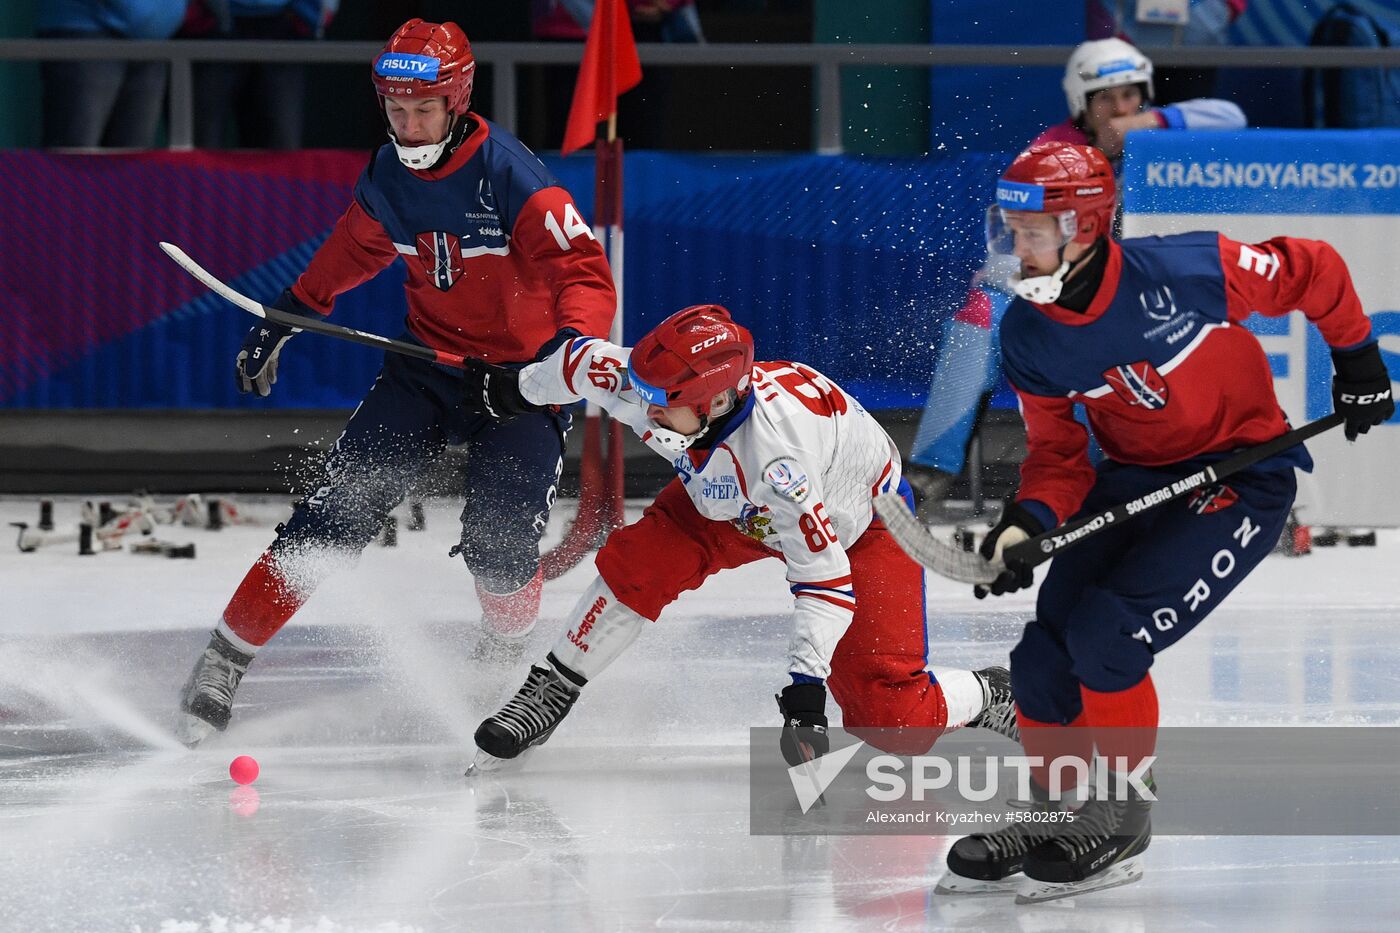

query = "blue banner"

[
  {"left": 3, "top": 150, "right": 1014, "bottom": 411},
  {"left": 1122, "top": 128, "right": 1400, "bottom": 525},
  {"left": 1123, "top": 130, "right": 1400, "bottom": 215}
]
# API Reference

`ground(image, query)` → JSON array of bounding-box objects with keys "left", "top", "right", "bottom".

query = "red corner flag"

[{"left": 561, "top": 0, "right": 642, "bottom": 155}]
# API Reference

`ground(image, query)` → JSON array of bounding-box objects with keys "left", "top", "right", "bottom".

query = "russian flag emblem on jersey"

[
  {"left": 416, "top": 231, "right": 463, "bottom": 291},
  {"left": 1104, "top": 360, "right": 1169, "bottom": 409}
]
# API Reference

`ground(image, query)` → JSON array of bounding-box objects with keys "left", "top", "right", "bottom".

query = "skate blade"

[
  {"left": 934, "top": 872, "right": 1021, "bottom": 896},
  {"left": 464, "top": 746, "right": 534, "bottom": 778},
  {"left": 174, "top": 712, "right": 217, "bottom": 749},
  {"left": 1014, "top": 857, "right": 1144, "bottom": 904}
]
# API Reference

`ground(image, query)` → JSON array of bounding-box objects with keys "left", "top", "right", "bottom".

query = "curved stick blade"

[
  {"left": 873, "top": 492, "right": 998, "bottom": 585},
  {"left": 159, "top": 241, "right": 268, "bottom": 319}
]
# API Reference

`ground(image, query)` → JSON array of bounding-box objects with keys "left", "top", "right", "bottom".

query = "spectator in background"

[
  {"left": 628, "top": 0, "right": 705, "bottom": 44},
  {"left": 37, "top": 0, "right": 187, "bottom": 148},
  {"left": 529, "top": 0, "right": 703, "bottom": 150},
  {"left": 1038, "top": 37, "right": 1245, "bottom": 160},
  {"left": 526, "top": 1, "right": 591, "bottom": 146},
  {"left": 183, "top": 1, "right": 339, "bottom": 149},
  {"left": 544, "top": 0, "right": 705, "bottom": 43},
  {"left": 1088, "top": 0, "right": 1249, "bottom": 101},
  {"left": 906, "top": 38, "right": 1246, "bottom": 513},
  {"left": 533, "top": 0, "right": 590, "bottom": 40}
]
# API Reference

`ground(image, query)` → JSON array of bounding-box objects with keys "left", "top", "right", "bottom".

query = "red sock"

[
  {"left": 477, "top": 567, "right": 543, "bottom": 637},
  {"left": 1080, "top": 674, "right": 1159, "bottom": 773},
  {"left": 222, "top": 551, "right": 308, "bottom": 648},
  {"left": 1018, "top": 708, "right": 1093, "bottom": 798}
]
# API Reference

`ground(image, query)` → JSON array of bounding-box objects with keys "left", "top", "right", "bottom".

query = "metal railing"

[{"left": 2, "top": 39, "right": 1397, "bottom": 153}]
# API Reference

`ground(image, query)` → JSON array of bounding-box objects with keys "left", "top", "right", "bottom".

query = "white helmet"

[{"left": 1063, "top": 38, "right": 1154, "bottom": 119}]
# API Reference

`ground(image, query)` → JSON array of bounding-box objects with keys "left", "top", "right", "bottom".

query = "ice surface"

[{"left": 3, "top": 495, "right": 1399, "bottom": 931}]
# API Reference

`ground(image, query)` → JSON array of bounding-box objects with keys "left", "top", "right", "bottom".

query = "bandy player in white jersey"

[{"left": 459, "top": 304, "right": 1017, "bottom": 767}]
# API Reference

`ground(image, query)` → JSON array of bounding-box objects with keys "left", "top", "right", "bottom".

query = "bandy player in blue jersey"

[
  {"left": 176, "top": 19, "right": 616, "bottom": 746},
  {"left": 938, "top": 141, "right": 1394, "bottom": 901}
]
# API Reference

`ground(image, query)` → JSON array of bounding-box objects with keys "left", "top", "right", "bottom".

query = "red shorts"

[{"left": 595, "top": 479, "right": 949, "bottom": 747}]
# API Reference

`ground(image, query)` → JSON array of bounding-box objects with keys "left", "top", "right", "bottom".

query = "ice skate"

[
  {"left": 473, "top": 660, "right": 581, "bottom": 762},
  {"left": 967, "top": 666, "right": 1019, "bottom": 742},
  {"left": 1016, "top": 774, "right": 1153, "bottom": 903},
  {"left": 937, "top": 778, "right": 1058, "bottom": 896},
  {"left": 175, "top": 630, "right": 253, "bottom": 747},
  {"left": 464, "top": 745, "right": 538, "bottom": 778},
  {"left": 937, "top": 811, "right": 1060, "bottom": 895}
]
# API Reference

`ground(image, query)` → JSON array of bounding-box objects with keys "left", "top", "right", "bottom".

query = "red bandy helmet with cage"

[
  {"left": 986, "top": 141, "right": 1117, "bottom": 303},
  {"left": 372, "top": 19, "right": 476, "bottom": 168},
  {"left": 628, "top": 305, "right": 755, "bottom": 450}
]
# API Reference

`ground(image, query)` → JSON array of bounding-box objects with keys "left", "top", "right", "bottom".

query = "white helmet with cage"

[{"left": 1062, "top": 38, "right": 1154, "bottom": 119}]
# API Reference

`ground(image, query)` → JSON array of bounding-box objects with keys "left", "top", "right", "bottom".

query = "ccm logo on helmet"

[
  {"left": 1340, "top": 390, "right": 1392, "bottom": 404},
  {"left": 1075, "top": 186, "right": 1105, "bottom": 196},
  {"left": 691, "top": 333, "right": 731, "bottom": 353}
]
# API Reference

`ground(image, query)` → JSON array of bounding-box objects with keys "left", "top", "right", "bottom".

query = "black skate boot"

[
  {"left": 176, "top": 630, "right": 253, "bottom": 747},
  {"left": 1017, "top": 771, "right": 1154, "bottom": 903},
  {"left": 937, "top": 782, "right": 1058, "bottom": 895},
  {"left": 966, "top": 666, "right": 1019, "bottom": 743},
  {"left": 469, "top": 655, "right": 582, "bottom": 774}
]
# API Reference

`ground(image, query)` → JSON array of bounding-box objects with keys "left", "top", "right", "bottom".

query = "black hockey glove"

[
  {"left": 776, "top": 681, "right": 829, "bottom": 767},
  {"left": 461, "top": 359, "right": 544, "bottom": 422},
  {"left": 974, "top": 501, "right": 1047, "bottom": 599},
  {"left": 1332, "top": 343, "right": 1395, "bottom": 441},
  {"left": 235, "top": 289, "right": 316, "bottom": 397}
]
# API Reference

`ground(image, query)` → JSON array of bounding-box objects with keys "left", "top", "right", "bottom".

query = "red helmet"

[
  {"left": 628, "top": 305, "right": 755, "bottom": 418},
  {"left": 994, "top": 141, "right": 1116, "bottom": 246},
  {"left": 372, "top": 19, "right": 475, "bottom": 116}
]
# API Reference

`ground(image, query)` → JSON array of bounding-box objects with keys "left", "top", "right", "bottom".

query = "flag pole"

[
  {"left": 542, "top": 0, "right": 638, "bottom": 577},
  {"left": 598, "top": 106, "right": 626, "bottom": 533}
]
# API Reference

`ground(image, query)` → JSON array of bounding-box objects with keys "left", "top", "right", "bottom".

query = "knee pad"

[
  {"left": 454, "top": 525, "right": 541, "bottom": 592},
  {"left": 1009, "top": 620, "right": 1083, "bottom": 725},
  {"left": 836, "top": 674, "right": 947, "bottom": 756},
  {"left": 1064, "top": 608, "right": 1156, "bottom": 694},
  {"left": 593, "top": 521, "right": 696, "bottom": 622},
  {"left": 275, "top": 495, "right": 386, "bottom": 555}
]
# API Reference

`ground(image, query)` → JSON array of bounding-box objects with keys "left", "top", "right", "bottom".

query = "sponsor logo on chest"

[
  {"left": 701, "top": 476, "right": 740, "bottom": 500},
  {"left": 1138, "top": 285, "right": 1199, "bottom": 345}
]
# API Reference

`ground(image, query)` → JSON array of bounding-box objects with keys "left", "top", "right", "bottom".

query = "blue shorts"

[{"left": 1010, "top": 460, "right": 1297, "bottom": 723}]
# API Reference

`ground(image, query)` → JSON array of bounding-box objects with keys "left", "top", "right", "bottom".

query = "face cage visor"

[
  {"left": 626, "top": 365, "right": 701, "bottom": 451},
  {"left": 627, "top": 366, "right": 670, "bottom": 408},
  {"left": 985, "top": 204, "right": 1079, "bottom": 260}
]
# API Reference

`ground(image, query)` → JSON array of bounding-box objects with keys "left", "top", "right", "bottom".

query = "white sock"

[
  {"left": 928, "top": 667, "right": 985, "bottom": 729},
  {"left": 548, "top": 576, "right": 646, "bottom": 683},
  {"left": 215, "top": 620, "right": 260, "bottom": 657}
]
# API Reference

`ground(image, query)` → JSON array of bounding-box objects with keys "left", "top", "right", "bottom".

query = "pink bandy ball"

[{"left": 229, "top": 755, "right": 260, "bottom": 786}]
